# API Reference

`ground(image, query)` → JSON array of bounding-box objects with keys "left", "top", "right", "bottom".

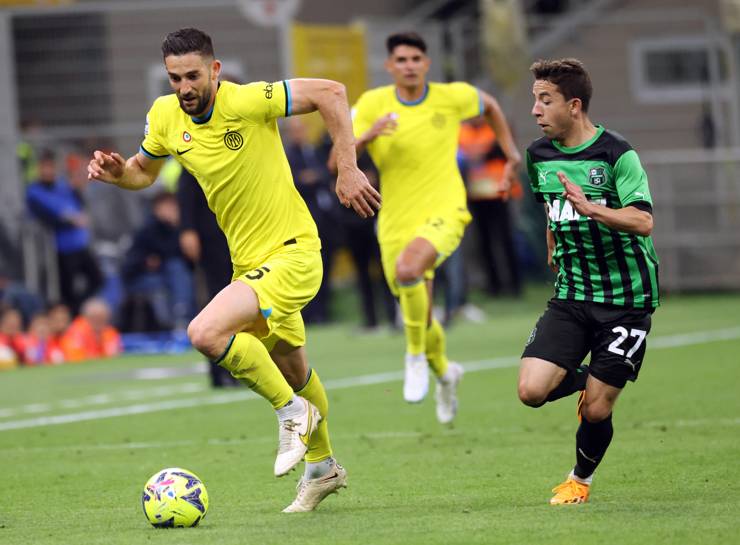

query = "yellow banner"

[{"left": 291, "top": 22, "right": 368, "bottom": 141}]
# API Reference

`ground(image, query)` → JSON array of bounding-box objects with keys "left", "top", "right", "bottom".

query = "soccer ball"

[{"left": 141, "top": 467, "right": 209, "bottom": 528}]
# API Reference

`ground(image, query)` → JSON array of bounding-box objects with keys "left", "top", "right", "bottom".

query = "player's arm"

[
  {"left": 87, "top": 150, "right": 163, "bottom": 191},
  {"left": 287, "top": 78, "right": 381, "bottom": 218},
  {"left": 327, "top": 113, "right": 397, "bottom": 173},
  {"left": 556, "top": 172, "right": 653, "bottom": 236},
  {"left": 480, "top": 90, "right": 522, "bottom": 179}
]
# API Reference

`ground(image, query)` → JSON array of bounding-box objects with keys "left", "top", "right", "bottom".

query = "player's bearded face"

[
  {"left": 177, "top": 83, "right": 212, "bottom": 116},
  {"left": 165, "top": 53, "right": 216, "bottom": 116}
]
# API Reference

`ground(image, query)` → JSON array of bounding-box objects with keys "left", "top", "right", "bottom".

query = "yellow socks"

[
  {"left": 295, "top": 369, "right": 332, "bottom": 463},
  {"left": 215, "top": 333, "right": 293, "bottom": 410},
  {"left": 398, "top": 279, "right": 428, "bottom": 356},
  {"left": 426, "top": 319, "right": 449, "bottom": 378}
]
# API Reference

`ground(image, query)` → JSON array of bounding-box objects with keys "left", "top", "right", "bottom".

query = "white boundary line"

[{"left": 1, "top": 326, "right": 738, "bottom": 433}]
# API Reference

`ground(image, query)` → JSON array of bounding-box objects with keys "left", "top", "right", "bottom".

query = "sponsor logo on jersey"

[
  {"left": 264, "top": 82, "right": 273, "bottom": 99},
  {"left": 144, "top": 115, "right": 150, "bottom": 136},
  {"left": 547, "top": 197, "right": 607, "bottom": 222},
  {"left": 588, "top": 167, "right": 606, "bottom": 186},
  {"left": 182, "top": 131, "right": 192, "bottom": 142},
  {"left": 431, "top": 112, "right": 446, "bottom": 128},
  {"left": 224, "top": 130, "right": 244, "bottom": 150}
]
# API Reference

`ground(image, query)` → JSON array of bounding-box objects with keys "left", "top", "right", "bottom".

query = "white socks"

[
  {"left": 276, "top": 395, "right": 303, "bottom": 421},
  {"left": 304, "top": 457, "right": 334, "bottom": 479}
]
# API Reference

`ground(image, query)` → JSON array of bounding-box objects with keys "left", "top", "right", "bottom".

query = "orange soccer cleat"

[{"left": 550, "top": 477, "right": 590, "bottom": 505}]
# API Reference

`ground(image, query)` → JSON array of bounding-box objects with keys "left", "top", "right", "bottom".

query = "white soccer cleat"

[
  {"left": 403, "top": 354, "right": 430, "bottom": 403},
  {"left": 435, "top": 362, "right": 464, "bottom": 424},
  {"left": 274, "top": 397, "right": 321, "bottom": 477},
  {"left": 282, "top": 460, "right": 348, "bottom": 513}
]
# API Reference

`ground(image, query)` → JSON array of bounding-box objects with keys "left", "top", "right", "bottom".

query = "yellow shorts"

[
  {"left": 380, "top": 208, "right": 471, "bottom": 296},
  {"left": 234, "top": 245, "right": 322, "bottom": 351}
]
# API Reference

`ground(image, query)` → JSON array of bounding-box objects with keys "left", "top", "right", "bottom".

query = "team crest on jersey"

[
  {"left": 224, "top": 130, "right": 244, "bottom": 150},
  {"left": 182, "top": 131, "right": 192, "bottom": 143},
  {"left": 588, "top": 167, "right": 606, "bottom": 186},
  {"left": 431, "top": 112, "right": 446, "bottom": 129}
]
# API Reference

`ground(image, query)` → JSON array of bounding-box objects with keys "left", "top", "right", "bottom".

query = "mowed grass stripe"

[{"left": 1, "top": 326, "right": 738, "bottom": 433}]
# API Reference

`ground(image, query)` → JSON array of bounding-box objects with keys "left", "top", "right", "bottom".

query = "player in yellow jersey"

[
  {"left": 349, "top": 32, "right": 521, "bottom": 422},
  {"left": 87, "top": 28, "right": 380, "bottom": 513}
]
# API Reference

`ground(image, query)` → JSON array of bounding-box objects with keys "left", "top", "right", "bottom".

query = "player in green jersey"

[
  {"left": 518, "top": 58, "right": 659, "bottom": 504},
  {"left": 87, "top": 28, "right": 380, "bottom": 512}
]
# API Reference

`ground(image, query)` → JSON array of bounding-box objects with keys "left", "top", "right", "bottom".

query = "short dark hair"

[
  {"left": 530, "top": 58, "right": 593, "bottom": 112},
  {"left": 386, "top": 32, "right": 427, "bottom": 55},
  {"left": 162, "top": 28, "right": 214, "bottom": 59}
]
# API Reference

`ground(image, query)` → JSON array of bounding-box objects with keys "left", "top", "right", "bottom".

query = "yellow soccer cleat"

[{"left": 550, "top": 478, "right": 590, "bottom": 505}]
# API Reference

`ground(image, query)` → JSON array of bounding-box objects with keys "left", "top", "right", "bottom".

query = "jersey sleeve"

[
  {"left": 448, "top": 82, "right": 483, "bottom": 121},
  {"left": 139, "top": 100, "right": 170, "bottom": 160},
  {"left": 351, "top": 91, "right": 375, "bottom": 140},
  {"left": 614, "top": 149, "right": 653, "bottom": 207},
  {"left": 229, "top": 81, "right": 290, "bottom": 122},
  {"left": 526, "top": 150, "right": 545, "bottom": 202}
]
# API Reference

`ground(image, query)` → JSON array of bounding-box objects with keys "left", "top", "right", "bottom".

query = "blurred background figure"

[
  {"left": 24, "top": 312, "right": 64, "bottom": 365},
  {"left": 0, "top": 272, "right": 44, "bottom": 326},
  {"left": 283, "top": 118, "right": 339, "bottom": 324},
  {"left": 25, "top": 149, "right": 103, "bottom": 314},
  {"left": 177, "top": 168, "right": 240, "bottom": 388},
  {"left": 120, "top": 191, "right": 195, "bottom": 332},
  {"left": 47, "top": 302, "right": 72, "bottom": 347},
  {"left": 459, "top": 116, "right": 523, "bottom": 297},
  {"left": 0, "top": 306, "right": 27, "bottom": 366},
  {"left": 335, "top": 156, "right": 398, "bottom": 332},
  {"left": 60, "top": 297, "right": 121, "bottom": 362}
]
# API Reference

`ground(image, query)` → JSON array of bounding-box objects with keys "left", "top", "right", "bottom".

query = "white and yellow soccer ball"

[{"left": 142, "top": 467, "right": 209, "bottom": 528}]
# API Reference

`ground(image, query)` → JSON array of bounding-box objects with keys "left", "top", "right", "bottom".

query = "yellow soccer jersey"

[
  {"left": 140, "top": 80, "right": 320, "bottom": 273},
  {"left": 352, "top": 82, "right": 482, "bottom": 244}
]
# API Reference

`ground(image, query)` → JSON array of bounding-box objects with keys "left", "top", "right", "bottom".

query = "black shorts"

[{"left": 521, "top": 298, "right": 654, "bottom": 389}]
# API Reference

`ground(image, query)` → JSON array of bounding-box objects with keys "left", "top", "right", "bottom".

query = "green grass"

[{"left": 2, "top": 287, "right": 740, "bottom": 545}]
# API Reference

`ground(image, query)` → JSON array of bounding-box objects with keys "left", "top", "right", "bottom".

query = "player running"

[
  {"left": 345, "top": 32, "right": 520, "bottom": 423},
  {"left": 518, "top": 58, "right": 659, "bottom": 504},
  {"left": 87, "top": 28, "right": 380, "bottom": 512}
]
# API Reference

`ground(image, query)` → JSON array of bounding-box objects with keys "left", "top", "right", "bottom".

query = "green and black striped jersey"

[{"left": 526, "top": 125, "right": 659, "bottom": 309}]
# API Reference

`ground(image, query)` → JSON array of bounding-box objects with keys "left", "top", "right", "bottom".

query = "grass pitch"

[{"left": 2, "top": 287, "right": 739, "bottom": 545}]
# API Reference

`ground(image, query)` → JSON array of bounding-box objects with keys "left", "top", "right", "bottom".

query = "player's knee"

[
  {"left": 517, "top": 382, "right": 547, "bottom": 407},
  {"left": 395, "top": 260, "right": 423, "bottom": 284},
  {"left": 187, "top": 318, "right": 222, "bottom": 359},
  {"left": 581, "top": 401, "right": 611, "bottom": 423}
]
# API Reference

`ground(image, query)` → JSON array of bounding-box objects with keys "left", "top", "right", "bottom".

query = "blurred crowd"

[{"left": 2, "top": 114, "right": 540, "bottom": 370}]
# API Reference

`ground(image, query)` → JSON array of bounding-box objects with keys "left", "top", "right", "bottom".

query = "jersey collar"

[
  {"left": 395, "top": 83, "right": 429, "bottom": 106},
  {"left": 552, "top": 125, "right": 604, "bottom": 154}
]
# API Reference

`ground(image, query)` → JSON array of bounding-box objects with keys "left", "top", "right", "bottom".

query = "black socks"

[{"left": 574, "top": 412, "right": 613, "bottom": 479}]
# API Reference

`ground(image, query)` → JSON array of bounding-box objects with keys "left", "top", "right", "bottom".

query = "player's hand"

[
  {"left": 363, "top": 113, "right": 398, "bottom": 143},
  {"left": 500, "top": 159, "right": 520, "bottom": 198},
  {"left": 335, "top": 165, "right": 381, "bottom": 218},
  {"left": 180, "top": 230, "right": 201, "bottom": 263},
  {"left": 557, "top": 171, "right": 595, "bottom": 216},
  {"left": 547, "top": 249, "right": 558, "bottom": 273},
  {"left": 87, "top": 150, "right": 125, "bottom": 184}
]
